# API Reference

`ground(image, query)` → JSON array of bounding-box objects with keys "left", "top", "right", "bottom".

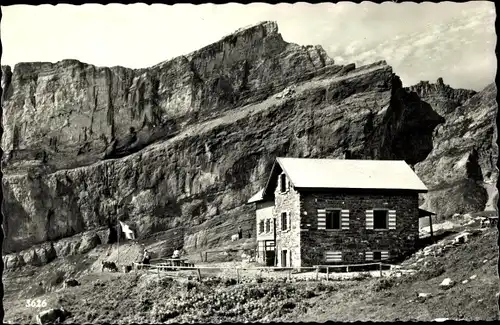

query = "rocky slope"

[
  {"left": 1, "top": 21, "right": 496, "bottom": 266},
  {"left": 411, "top": 81, "right": 498, "bottom": 218}
]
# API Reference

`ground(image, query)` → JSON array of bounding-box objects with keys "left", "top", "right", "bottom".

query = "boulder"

[
  {"left": 453, "top": 232, "right": 471, "bottom": 244},
  {"left": 23, "top": 249, "right": 43, "bottom": 266},
  {"left": 53, "top": 239, "right": 72, "bottom": 257},
  {"left": 35, "top": 307, "right": 71, "bottom": 325},
  {"left": 416, "top": 292, "right": 431, "bottom": 302},
  {"left": 35, "top": 243, "right": 57, "bottom": 264},
  {"left": 440, "top": 278, "right": 454, "bottom": 289},
  {"left": 79, "top": 232, "right": 101, "bottom": 254},
  {"left": 4, "top": 253, "right": 26, "bottom": 269}
]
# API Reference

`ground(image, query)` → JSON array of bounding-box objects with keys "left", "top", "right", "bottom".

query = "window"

[
  {"left": 265, "top": 219, "right": 271, "bottom": 233},
  {"left": 373, "top": 210, "right": 388, "bottom": 229},
  {"left": 326, "top": 210, "right": 341, "bottom": 229},
  {"left": 281, "top": 250, "right": 288, "bottom": 267},
  {"left": 265, "top": 241, "right": 275, "bottom": 251},
  {"left": 366, "top": 251, "right": 389, "bottom": 261},
  {"left": 280, "top": 173, "right": 287, "bottom": 192},
  {"left": 281, "top": 212, "right": 288, "bottom": 231},
  {"left": 259, "top": 220, "right": 265, "bottom": 234}
]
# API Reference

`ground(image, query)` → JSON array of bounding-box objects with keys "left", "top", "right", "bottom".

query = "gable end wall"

[{"left": 274, "top": 173, "right": 302, "bottom": 267}]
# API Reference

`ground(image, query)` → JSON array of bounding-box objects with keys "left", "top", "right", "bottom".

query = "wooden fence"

[{"left": 132, "top": 262, "right": 400, "bottom": 283}]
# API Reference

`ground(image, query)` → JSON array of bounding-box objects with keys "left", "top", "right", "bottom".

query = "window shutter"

[
  {"left": 317, "top": 209, "right": 326, "bottom": 230},
  {"left": 365, "top": 251, "right": 373, "bottom": 261},
  {"left": 366, "top": 210, "right": 374, "bottom": 229},
  {"left": 381, "top": 251, "right": 390, "bottom": 260},
  {"left": 388, "top": 210, "right": 396, "bottom": 229},
  {"left": 341, "top": 209, "right": 350, "bottom": 229},
  {"left": 325, "top": 251, "right": 342, "bottom": 262}
]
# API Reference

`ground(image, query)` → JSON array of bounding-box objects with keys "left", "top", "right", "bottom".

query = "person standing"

[
  {"left": 172, "top": 248, "right": 181, "bottom": 266},
  {"left": 238, "top": 226, "right": 243, "bottom": 239},
  {"left": 142, "top": 248, "right": 151, "bottom": 265}
]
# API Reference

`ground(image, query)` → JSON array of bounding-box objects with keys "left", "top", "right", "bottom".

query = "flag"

[{"left": 119, "top": 221, "right": 136, "bottom": 240}]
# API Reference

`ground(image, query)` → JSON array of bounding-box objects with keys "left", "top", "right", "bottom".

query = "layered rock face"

[
  {"left": 413, "top": 81, "right": 498, "bottom": 218},
  {"left": 1, "top": 21, "right": 335, "bottom": 174},
  {"left": 1, "top": 21, "right": 496, "bottom": 264}
]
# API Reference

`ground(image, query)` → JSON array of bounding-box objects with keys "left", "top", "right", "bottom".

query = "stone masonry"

[
  {"left": 274, "top": 173, "right": 302, "bottom": 268},
  {"left": 299, "top": 189, "right": 420, "bottom": 267}
]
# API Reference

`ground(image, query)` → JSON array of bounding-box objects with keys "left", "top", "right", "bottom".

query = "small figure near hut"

[
  {"left": 142, "top": 248, "right": 151, "bottom": 265},
  {"left": 172, "top": 247, "right": 183, "bottom": 266},
  {"left": 238, "top": 226, "right": 243, "bottom": 239}
]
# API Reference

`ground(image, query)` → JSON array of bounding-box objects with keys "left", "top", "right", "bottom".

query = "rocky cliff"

[
  {"left": 1, "top": 21, "right": 496, "bottom": 267},
  {"left": 413, "top": 81, "right": 498, "bottom": 217}
]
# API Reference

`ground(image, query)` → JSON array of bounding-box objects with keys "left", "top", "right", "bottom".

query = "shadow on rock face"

[{"left": 367, "top": 75, "right": 446, "bottom": 165}]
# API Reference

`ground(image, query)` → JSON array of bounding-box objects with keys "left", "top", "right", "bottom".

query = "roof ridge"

[{"left": 277, "top": 157, "right": 408, "bottom": 162}]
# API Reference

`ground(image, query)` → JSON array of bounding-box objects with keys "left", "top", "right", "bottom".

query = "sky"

[{"left": 0, "top": 2, "right": 496, "bottom": 91}]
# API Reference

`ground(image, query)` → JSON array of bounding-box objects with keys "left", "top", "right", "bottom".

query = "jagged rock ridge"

[
  {"left": 413, "top": 80, "right": 498, "bottom": 217},
  {"left": 1, "top": 21, "right": 496, "bottom": 267}
]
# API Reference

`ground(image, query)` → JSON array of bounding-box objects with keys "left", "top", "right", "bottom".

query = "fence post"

[
  {"left": 205, "top": 252, "right": 208, "bottom": 263},
  {"left": 346, "top": 265, "right": 350, "bottom": 273},
  {"left": 237, "top": 268, "right": 240, "bottom": 284},
  {"left": 326, "top": 267, "right": 329, "bottom": 281},
  {"left": 288, "top": 268, "right": 291, "bottom": 282},
  {"left": 157, "top": 266, "right": 160, "bottom": 279},
  {"left": 379, "top": 263, "right": 382, "bottom": 277},
  {"left": 315, "top": 266, "right": 319, "bottom": 281},
  {"left": 199, "top": 252, "right": 203, "bottom": 262},
  {"left": 197, "top": 268, "right": 202, "bottom": 282}
]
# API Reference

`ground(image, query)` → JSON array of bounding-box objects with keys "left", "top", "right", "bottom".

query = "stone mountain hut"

[{"left": 247, "top": 157, "right": 429, "bottom": 268}]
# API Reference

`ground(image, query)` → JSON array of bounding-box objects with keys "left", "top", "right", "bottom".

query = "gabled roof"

[
  {"left": 418, "top": 208, "right": 436, "bottom": 217},
  {"left": 247, "top": 189, "right": 265, "bottom": 204},
  {"left": 265, "top": 157, "right": 428, "bottom": 194}
]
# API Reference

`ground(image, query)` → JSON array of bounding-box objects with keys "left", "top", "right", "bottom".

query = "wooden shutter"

[
  {"left": 325, "top": 251, "right": 342, "bottom": 262},
  {"left": 366, "top": 210, "right": 374, "bottom": 229},
  {"left": 317, "top": 209, "right": 326, "bottom": 230},
  {"left": 388, "top": 210, "right": 396, "bottom": 229},
  {"left": 367, "top": 251, "right": 389, "bottom": 261},
  {"left": 381, "top": 251, "right": 390, "bottom": 260},
  {"left": 341, "top": 209, "right": 350, "bottom": 229}
]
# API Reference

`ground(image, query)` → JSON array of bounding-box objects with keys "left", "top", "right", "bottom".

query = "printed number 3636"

[{"left": 26, "top": 299, "right": 47, "bottom": 308}]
